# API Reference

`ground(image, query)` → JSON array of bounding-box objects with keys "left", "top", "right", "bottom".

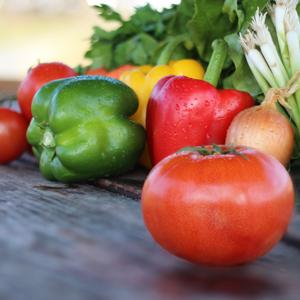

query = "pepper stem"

[
  {"left": 157, "top": 35, "right": 187, "bottom": 65},
  {"left": 203, "top": 39, "right": 228, "bottom": 87}
]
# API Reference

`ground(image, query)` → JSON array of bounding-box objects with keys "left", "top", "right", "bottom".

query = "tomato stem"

[{"left": 178, "top": 145, "right": 248, "bottom": 159}]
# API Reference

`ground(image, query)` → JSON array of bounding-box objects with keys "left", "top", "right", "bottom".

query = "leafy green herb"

[
  {"left": 84, "top": 0, "right": 269, "bottom": 97},
  {"left": 188, "top": 0, "right": 269, "bottom": 96},
  {"left": 223, "top": 33, "right": 262, "bottom": 96},
  {"left": 95, "top": 4, "right": 123, "bottom": 22},
  {"left": 187, "top": 0, "right": 237, "bottom": 62},
  {"left": 223, "top": 0, "right": 244, "bottom": 28},
  {"left": 85, "top": 4, "right": 194, "bottom": 70}
]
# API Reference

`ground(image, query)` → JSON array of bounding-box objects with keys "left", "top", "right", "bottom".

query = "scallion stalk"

[
  {"left": 274, "top": 0, "right": 292, "bottom": 76},
  {"left": 239, "top": 0, "right": 300, "bottom": 158},
  {"left": 240, "top": 31, "right": 278, "bottom": 88},
  {"left": 251, "top": 10, "right": 289, "bottom": 86},
  {"left": 287, "top": 30, "right": 300, "bottom": 74},
  {"left": 285, "top": 5, "right": 300, "bottom": 124},
  {"left": 287, "top": 0, "right": 300, "bottom": 39},
  {"left": 245, "top": 55, "right": 270, "bottom": 94},
  {"left": 260, "top": 44, "right": 288, "bottom": 87}
]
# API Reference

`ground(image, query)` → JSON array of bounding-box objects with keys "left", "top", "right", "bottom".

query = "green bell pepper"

[{"left": 27, "top": 76, "right": 146, "bottom": 182}]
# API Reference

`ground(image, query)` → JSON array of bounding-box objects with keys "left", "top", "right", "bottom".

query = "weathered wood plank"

[
  {"left": 284, "top": 167, "right": 300, "bottom": 245},
  {"left": 95, "top": 165, "right": 147, "bottom": 199},
  {"left": 0, "top": 157, "right": 300, "bottom": 300},
  {"left": 12, "top": 155, "right": 300, "bottom": 248},
  {"left": 21, "top": 154, "right": 146, "bottom": 199},
  {"left": 283, "top": 214, "right": 300, "bottom": 247}
]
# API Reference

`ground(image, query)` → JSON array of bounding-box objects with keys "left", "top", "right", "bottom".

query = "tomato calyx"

[{"left": 178, "top": 144, "right": 248, "bottom": 159}]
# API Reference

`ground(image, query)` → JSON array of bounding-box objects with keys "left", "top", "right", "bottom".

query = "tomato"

[
  {"left": 84, "top": 65, "right": 136, "bottom": 79},
  {"left": 141, "top": 145, "right": 294, "bottom": 266},
  {"left": 0, "top": 108, "right": 29, "bottom": 164},
  {"left": 106, "top": 65, "right": 136, "bottom": 79},
  {"left": 17, "top": 62, "right": 77, "bottom": 121},
  {"left": 85, "top": 67, "right": 108, "bottom": 76}
]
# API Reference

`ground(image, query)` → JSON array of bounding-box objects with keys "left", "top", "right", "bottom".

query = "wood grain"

[{"left": 0, "top": 156, "right": 299, "bottom": 300}]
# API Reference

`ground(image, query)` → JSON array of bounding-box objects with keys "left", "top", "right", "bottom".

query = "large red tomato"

[
  {"left": 141, "top": 146, "right": 294, "bottom": 266},
  {"left": 17, "top": 62, "right": 77, "bottom": 121},
  {"left": 0, "top": 108, "right": 28, "bottom": 164}
]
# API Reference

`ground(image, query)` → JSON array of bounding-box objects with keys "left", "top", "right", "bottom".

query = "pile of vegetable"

[
  {"left": 1, "top": 0, "right": 299, "bottom": 267},
  {"left": 226, "top": 0, "right": 300, "bottom": 165},
  {"left": 84, "top": 0, "right": 270, "bottom": 97}
]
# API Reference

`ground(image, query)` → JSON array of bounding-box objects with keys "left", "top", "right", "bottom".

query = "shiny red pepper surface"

[{"left": 146, "top": 76, "right": 254, "bottom": 165}]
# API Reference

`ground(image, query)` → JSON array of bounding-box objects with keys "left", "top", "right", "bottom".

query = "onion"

[
  {"left": 235, "top": 5, "right": 300, "bottom": 166},
  {"left": 226, "top": 94, "right": 295, "bottom": 167}
]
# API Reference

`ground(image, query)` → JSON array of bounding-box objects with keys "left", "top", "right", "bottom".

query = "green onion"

[
  {"left": 285, "top": 4, "right": 300, "bottom": 124},
  {"left": 240, "top": 30, "right": 277, "bottom": 88},
  {"left": 251, "top": 10, "right": 289, "bottom": 87},
  {"left": 240, "top": 33, "right": 270, "bottom": 93},
  {"left": 239, "top": 0, "right": 300, "bottom": 155},
  {"left": 285, "top": 11, "right": 300, "bottom": 74},
  {"left": 273, "top": 0, "right": 292, "bottom": 76},
  {"left": 245, "top": 55, "right": 270, "bottom": 94},
  {"left": 287, "top": 0, "right": 300, "bottom": 39}
]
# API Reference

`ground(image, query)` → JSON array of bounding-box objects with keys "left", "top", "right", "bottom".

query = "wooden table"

[
  {"left": 1, "top": 156, "right": 300, "bottom": 300},
  {"left": 1, "top": 82, "right": 300, "bottom": 299}
]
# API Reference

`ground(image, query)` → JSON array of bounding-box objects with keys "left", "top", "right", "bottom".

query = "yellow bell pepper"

[{"left": 120, "top": 59, "right": 205, "bottom": 168}]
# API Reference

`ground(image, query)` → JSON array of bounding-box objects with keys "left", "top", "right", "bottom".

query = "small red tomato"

[
  {"left": 142, "top": 145, "right": 294, "bottom": 266},
  {"left": 0, "top": 108, "right": 29, "bottom": 164},
  {"left": 17, "top": 62, "right": 77, "bottom": 121},
  {"left": 85, "top": 67, "right": 108, "bottom": 76},
  {"left": 106, "top": 65, "right": 136, "bottom": 79}
]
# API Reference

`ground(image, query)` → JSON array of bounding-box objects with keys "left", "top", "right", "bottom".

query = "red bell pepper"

[{"left": 147, "top": 76, "right": 254, "bottom": 165}]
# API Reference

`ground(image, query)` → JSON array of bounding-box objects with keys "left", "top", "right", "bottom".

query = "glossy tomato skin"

[
  {"left": 0, "top": 108, "right": 29, "bottom": 164},
  {"left": 142, "top": 146, "right": 294, "bottom": 266},
  {"left": 17, "top": 62, "right": 77, "bottom": 121}
]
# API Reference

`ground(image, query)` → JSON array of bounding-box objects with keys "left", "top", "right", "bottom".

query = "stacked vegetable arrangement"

[
  {"left": 227, "top": 1, "right": 300, "bottom": 166},
  {"left": 3, "top": 0, "right": 299, "bottom": 266}
]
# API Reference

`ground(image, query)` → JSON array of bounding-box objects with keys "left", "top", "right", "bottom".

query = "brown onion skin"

[{"left": 226, "top": 105, "right": 295, "bottom": 167}]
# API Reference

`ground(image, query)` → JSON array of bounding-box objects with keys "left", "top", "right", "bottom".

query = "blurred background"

[{"left": 0, "top": 0, "right": 180, "bottom": 80}]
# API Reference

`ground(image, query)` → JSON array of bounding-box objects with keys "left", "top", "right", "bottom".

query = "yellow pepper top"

[{"left": 120, "top": 59, "right": 205, "bottom": 127}]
